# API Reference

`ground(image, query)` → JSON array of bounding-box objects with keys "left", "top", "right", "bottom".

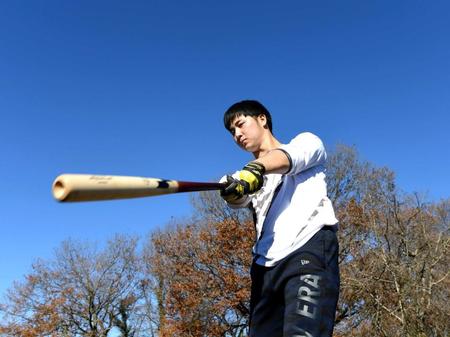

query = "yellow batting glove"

[{"left": 238, "top": 162, "right": 265, "bottom": 194}]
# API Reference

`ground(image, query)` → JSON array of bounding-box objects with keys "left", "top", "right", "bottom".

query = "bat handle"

[{"left": 177, "top": 181, "right": 227, "bottom": 192}]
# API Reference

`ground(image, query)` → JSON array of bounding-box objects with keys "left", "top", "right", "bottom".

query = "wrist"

[{"left": 240, "top": 162, "right": 265, "bottom": 192}]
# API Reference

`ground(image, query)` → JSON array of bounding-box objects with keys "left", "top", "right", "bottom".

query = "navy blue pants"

[{"left": 249, "top": 226, "right": 340, "bottom": 337}]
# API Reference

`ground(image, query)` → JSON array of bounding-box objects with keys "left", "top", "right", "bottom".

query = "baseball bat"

[{"left": 52, "top": 174, "right": 226, "bottom": 202}]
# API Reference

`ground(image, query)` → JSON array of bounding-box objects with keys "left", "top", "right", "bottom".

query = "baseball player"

[{"left": 220, "top": 100, "right": 340, "bottom": 337}]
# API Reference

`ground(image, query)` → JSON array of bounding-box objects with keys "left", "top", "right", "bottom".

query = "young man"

[{"left": 220, "top": 100, "right": 340, "bottom": 337}]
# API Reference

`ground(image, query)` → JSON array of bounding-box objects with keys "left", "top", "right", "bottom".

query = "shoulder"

[
  {"left": 279, "top": 132, "right": 327, "bottom": 174},
  {"left": 281, "top": 132, "right": 324, "bottom": 152},
  {"left": 289, "top": 132, "right": 323, "bottom": 145}
]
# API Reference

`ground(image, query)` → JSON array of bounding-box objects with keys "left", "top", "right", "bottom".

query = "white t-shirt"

[{"left": 225, "top": 132, "right": 338, "bottom": 267}]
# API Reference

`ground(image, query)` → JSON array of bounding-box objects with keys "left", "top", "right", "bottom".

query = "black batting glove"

[{"left": 220, "top": 162, "right": 266, "bottom": 202}]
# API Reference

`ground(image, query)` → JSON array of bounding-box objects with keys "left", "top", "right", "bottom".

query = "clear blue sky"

[{"left": 1, "top": 1, "right": 449, "bottom": 299}]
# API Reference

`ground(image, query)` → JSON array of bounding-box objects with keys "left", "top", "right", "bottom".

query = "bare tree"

[
  {"left": 328, "top": 145, "right": 449, "bottom": 337},
  {"left": 0, "top": 235, "right": 144, "bottom": 337}
]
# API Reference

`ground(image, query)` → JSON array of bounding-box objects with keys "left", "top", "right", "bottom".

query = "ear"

[{"left": 257, "top": 114, "right": 268, "bottom": 129}]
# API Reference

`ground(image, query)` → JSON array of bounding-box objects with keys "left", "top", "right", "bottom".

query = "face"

[{"left": 229, "top": 114, "right": 267, "bottom": 152}]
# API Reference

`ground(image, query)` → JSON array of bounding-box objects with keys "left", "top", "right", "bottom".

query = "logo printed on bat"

[{"left": 89, "top": 175, "right": 113, "bottom": 185}]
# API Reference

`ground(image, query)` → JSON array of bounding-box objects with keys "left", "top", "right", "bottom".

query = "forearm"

[{"left": 253, "top": 149, "right": 290, "bottom": 174}]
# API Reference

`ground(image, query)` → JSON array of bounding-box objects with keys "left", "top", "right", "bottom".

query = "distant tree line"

[{"left": 1, "top": 145, "right": 448, "bottom": 337}]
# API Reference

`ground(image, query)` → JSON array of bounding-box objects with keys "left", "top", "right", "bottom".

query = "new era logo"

[{"left": 301, "top": 259, "right": 310, "bottom": 266}]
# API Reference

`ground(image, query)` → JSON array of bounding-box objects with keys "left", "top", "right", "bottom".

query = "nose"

[{"left": 234, "top": 128, "right": 243, "bottom": 140}]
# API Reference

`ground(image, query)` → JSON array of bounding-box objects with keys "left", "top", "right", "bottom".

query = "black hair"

[{"left": 223, "top": 100, "right": 273, "bottom": 133}]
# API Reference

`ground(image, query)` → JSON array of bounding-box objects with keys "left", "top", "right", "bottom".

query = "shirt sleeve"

[{"left": 279, "top": 132, "right": 327, "bottom": 175}]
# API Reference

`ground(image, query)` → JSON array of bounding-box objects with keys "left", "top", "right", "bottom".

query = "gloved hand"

[{"left": 221, "top": 162, "right": 265, "bottom": 202}]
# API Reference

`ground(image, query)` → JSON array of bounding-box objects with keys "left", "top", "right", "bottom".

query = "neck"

[{"left": 253, "top": 134, "right": 281, "bottom": 159}]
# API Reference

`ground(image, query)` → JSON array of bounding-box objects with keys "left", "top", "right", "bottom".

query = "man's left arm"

[{"left": 221, "top": 132, "right": 326, "bottom": 199}]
